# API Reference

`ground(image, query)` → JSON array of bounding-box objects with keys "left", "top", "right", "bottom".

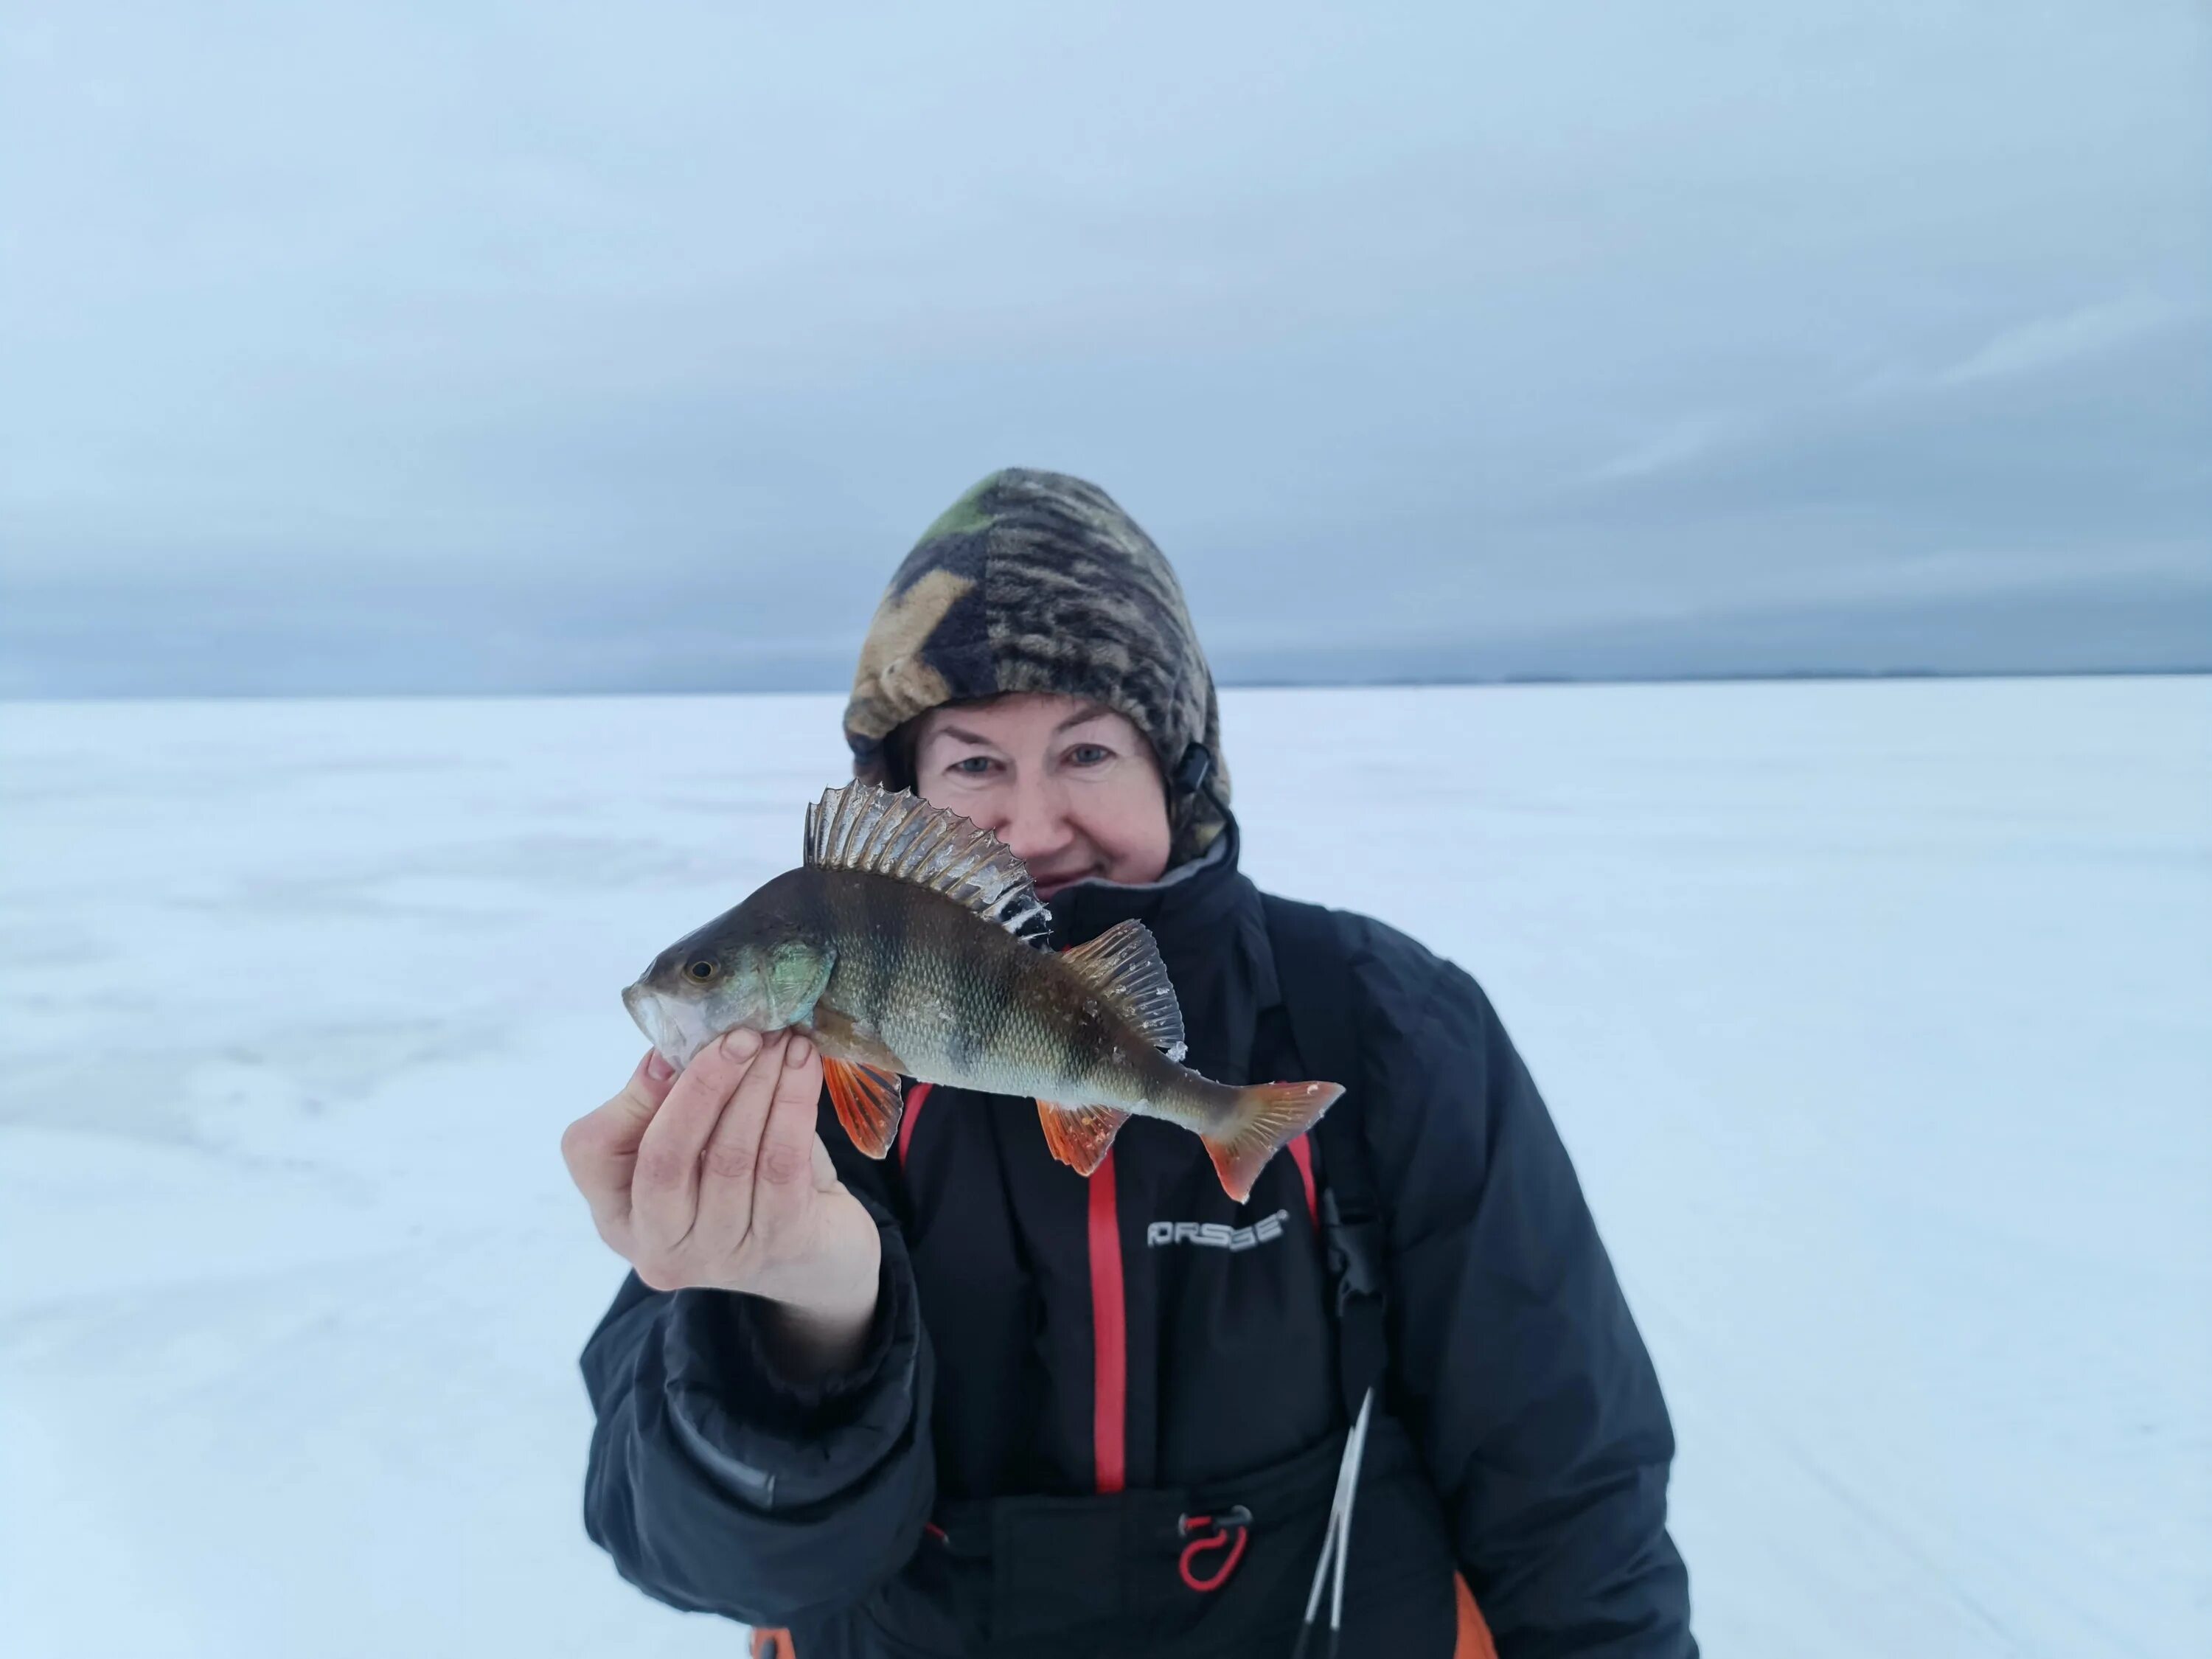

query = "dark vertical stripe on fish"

[
  {"left": 830, "top": 877, "right": 884, "bottom": 1036},
  {"left": 1057, "top": 1002, "right": 1117, "bottom": 1096},
  {"left": 795, "top": 872, "right": 836, "bottom": 942},
  {"left": 861, "top": 877, "right": 909, "bottom": 1033},
  {"left": 955, "top": 934, "right": 1020, "bottom": 1074}
]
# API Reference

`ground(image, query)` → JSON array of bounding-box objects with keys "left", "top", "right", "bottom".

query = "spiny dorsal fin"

[
  {"left": 804, "top": 782, "right": 1052, "bottom": 943},
  {"left": 1060, "top": 918, "right": 1186, "bottom": 1060}
]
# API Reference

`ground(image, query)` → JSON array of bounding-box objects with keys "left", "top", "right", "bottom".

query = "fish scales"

[{"left": 808, "top": 870, "right": 1166, "bottom": 1113}]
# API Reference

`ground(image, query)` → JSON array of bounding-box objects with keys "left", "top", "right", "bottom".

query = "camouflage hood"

[{"left": 844, "top": 468, "right": 1231, "bottom": 864}]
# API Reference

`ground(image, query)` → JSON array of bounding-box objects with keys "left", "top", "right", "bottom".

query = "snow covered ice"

[{"left": 2, "top": 678, "right": 2205, "bottom": 1658}]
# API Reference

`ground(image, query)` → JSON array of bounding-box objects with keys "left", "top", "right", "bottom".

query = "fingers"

[
  {"left": 631, "top": 1029, "right": 762, "bottom": 1259},
  {"left": 560, "top": 1050, "right": 681, "bottom": 1234},
  {"left": 745, "top": 1034, "right": 827, "bottom": 1248},
  {"left": 691, "top": 1029, "right": 804, "bottom": 1256}
]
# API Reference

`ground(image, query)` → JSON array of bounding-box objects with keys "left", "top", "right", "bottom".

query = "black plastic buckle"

[
  {"left": 1319, "top": 1189, "right": 1385, "bottom": 1312},
  {"left": 1172, "top": 743, "right": 1214, "bottom": 795},
  {"left": 1177, "top": 1503, "right": 1251, "bottom": 1538}
]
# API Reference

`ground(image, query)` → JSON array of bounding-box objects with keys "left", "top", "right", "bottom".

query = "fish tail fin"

[{"left": 1202, "top": 1079, "right": 1344, "bottom": 1203}]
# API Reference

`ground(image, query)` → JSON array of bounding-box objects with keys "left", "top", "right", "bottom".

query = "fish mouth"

[{"left": 623, "top": 981, "right": 716, "bottom": 1071}]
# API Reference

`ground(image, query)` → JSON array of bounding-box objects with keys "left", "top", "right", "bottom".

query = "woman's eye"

[
  {"left": 1068, "top": 743, "right": 1111, "bottom": 766},
  {"left": 950, "top": 755, "right": 997, "bottom": 776}
]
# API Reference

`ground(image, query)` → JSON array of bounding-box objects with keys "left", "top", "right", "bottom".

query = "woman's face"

[{"left": 910, "top": 693, "right": 1173, "bottom": 900}]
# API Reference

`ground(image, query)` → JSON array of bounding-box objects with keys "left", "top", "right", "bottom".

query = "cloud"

[
  {"left": 1585, "top": 415, "right": 1740, "bottom": 484},
  {"left": 1, "top": 1, "right": 2208, "bottom": 693},
  {"left": 1930, "top": 294, "right": 2197, "bottom": 389}
]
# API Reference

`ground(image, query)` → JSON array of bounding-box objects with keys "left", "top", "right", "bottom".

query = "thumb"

[
  {"left": 560, "top": 1049, "right": 684, "bottom": 1228},
  {"left": 622, "top": 1046, "right": 681, "bottom": 1118},
  {"left": 591, "top": 1049, "right": 681, "bottom": 1151}
]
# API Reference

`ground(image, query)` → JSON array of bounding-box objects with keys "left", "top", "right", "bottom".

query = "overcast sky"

[{"left": 2, "top": 1, "right": 2207, "bottom": 696}]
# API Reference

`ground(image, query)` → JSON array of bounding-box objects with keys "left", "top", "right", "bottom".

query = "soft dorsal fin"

[
  {"left": 804, "top": 782, "right": 1051, "bottom": 942},
  {"left": 1060, "top": 918, "right": 1186, "bottom": 1060}
]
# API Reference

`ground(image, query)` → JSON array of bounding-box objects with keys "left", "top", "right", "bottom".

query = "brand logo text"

[{"left": 1146, "top": 1210, "right": 1290, "bottom": 1251}]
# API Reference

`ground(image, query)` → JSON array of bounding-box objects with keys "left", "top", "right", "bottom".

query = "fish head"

[
  {"left": 622, "top": 891, "right": 835, "bottom": 1069},
  {"left": 621, "top": 959, "right": 726, "bottom": 1071}
]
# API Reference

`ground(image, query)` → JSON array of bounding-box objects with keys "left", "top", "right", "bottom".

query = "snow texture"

[{"left": 3, "top": 679, "right": 2206, "bottom": 1658}]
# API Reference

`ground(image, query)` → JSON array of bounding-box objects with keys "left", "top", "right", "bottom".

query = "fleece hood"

[{"left": 841, "top": 467, "right": 1230, "bottom": 863}]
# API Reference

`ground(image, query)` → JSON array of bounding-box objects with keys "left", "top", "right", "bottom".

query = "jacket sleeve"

[
  {"left": 1352, "top": 929, "right": 1695, "bottom": 1658},
  {"left": 577, "top": 1107, "right": 936, "bottom": 1627}
]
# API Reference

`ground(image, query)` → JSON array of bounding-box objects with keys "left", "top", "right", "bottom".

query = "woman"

[{"left": 563, "top": 470, "right": 1695, "bottom": 1657}]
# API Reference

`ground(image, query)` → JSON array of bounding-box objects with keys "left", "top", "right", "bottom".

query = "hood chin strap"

[
  {"left": 1172, "top": 742, "right": 1214, "bottom": 795},
  {"left": 1171, "top": 742, "right": 1231, "bottom": 855}
]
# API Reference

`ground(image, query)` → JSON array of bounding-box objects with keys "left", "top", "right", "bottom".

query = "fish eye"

[{"left": 684, "top": 959, "right": 719, "bottom": 983}]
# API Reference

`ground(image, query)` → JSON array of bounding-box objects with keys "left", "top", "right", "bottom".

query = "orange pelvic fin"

[
  {"left": 1036, "top": 1099, "right": 1133, "bottom": 1176},
  {"left": 1201, "top": 1080, "right": 1343, "bottom": 1203},
  {"left": 824, "top": 1057, "right": 904, "bottom": 1159}
]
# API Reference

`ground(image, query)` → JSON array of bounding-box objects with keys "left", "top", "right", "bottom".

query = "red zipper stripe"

[
  {"left": 897, "top": 1083, "right": 933, "bottom": 1164},
  {"left": 1287, "top": 1131, "right": 1318, "bottom": 1227},
  {"left": 1087, "top": 1150, "right": 1127, "bottom": 1494}
]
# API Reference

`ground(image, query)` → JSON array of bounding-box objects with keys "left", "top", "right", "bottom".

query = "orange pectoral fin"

[
  {"left": 1036, "top": 1100, "right": 1133, "bottom": 1177},
  {"left": 824, "top": 1058, "right": 905, "bottom": 1159},
  {"left": 805, "top": 1005, "right": 909, "bottom": 1074}
]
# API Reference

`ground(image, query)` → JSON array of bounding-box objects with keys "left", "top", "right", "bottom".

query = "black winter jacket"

[{"left": 580, "top": 829, "right": 1694, "bottom": 1657}]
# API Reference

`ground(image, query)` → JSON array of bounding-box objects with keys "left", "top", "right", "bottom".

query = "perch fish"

[{"left": 622, "top": 781, "right": 1340, "bottom": 1201}]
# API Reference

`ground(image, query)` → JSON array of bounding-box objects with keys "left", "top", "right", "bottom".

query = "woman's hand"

[{"left": 562, "top": 1029, "right": 882, "bottom": 1377}]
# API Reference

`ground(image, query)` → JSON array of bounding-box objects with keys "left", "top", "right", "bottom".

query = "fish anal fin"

[
  {"left": 824, "top": 1057, "right": 905, "bottom": 1159},
  {"left": 1036, "top": 1099, "right": 1133, "bottom": 1177},
  {"left": 1059, "top": 919, "right": 1186, "bottom": 1058},
  {"left": 1202, "top": 1080, "right": 1343, "bottom": 1203}
]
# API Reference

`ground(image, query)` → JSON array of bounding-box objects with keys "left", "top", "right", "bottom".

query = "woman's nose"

[{"left": 991, "top": 782, "right": 1072, "bottom": 864}]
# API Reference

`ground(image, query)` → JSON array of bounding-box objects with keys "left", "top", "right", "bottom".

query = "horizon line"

[{"left": 4, "top": 664, "right": 2206, "bottom": 709}]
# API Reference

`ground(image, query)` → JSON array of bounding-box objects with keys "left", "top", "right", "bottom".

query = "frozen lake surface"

[{"left": 3, "top": 678, "right": 2206, "bottom": 1658}]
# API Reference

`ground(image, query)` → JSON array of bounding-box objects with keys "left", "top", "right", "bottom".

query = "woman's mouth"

[{"left": 1028, "top": 866, "right": 1094, "bottom": 900}]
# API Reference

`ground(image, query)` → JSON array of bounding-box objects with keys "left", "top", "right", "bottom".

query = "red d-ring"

[{"left": 1177, "top": 1506, "right": 1252, "bottom": 1593}]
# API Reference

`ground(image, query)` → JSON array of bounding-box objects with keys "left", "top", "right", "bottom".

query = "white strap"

[{"left": 1298, "top": 1387, "right": 1375, "bottom": 1638}]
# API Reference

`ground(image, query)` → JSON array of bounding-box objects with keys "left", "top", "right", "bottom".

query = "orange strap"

[
  {"left": 1453, "top": 1572, "right": 1498, "bottom": 1659},
  {"left": 748, "top": 1630, "right": 795, "bottom": 1659}
]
